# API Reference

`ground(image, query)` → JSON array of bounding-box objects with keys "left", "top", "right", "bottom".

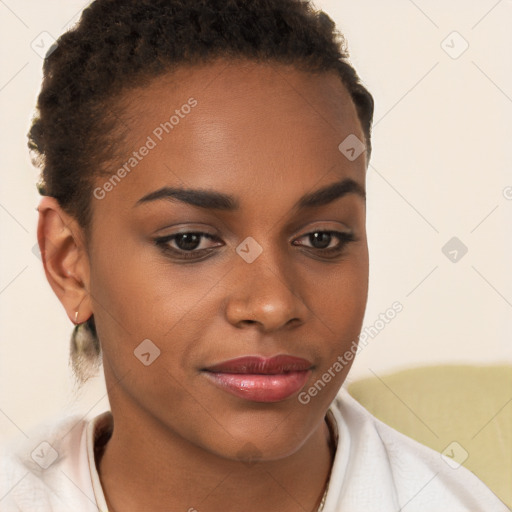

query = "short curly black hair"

[{"left": 28, "top": 0, "right": 373, "bottom": 233}]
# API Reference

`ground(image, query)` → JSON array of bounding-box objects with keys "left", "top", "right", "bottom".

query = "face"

[{"left": 85, "top": 59, "right": 369, "bottom": 460}]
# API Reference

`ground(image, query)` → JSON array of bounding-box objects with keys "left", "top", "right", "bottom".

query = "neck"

[{"left": 97, "top": 397, "right": 334, "bottom": 512}]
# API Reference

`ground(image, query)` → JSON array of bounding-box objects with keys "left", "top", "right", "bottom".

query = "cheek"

[
  {"left": 307, "top": 243, "right": 369, "bottom": 323},
  {"left": 296, "top": 258, "right": 369, "bottom": 411},
  {"left": 87, "top": 234, "right": 224, "bottom": 370},
  {"left": 306, "top": 245, "right": 369, "bottom": 371}
]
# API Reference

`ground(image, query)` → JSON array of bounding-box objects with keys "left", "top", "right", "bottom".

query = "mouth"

[{"left": 201, "top": 355, "right": 313, "bottom": 403}]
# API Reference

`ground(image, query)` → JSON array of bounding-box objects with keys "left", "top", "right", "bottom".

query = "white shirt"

[{"left": 0, "top": 387, "right": 507, "bottom": 511}]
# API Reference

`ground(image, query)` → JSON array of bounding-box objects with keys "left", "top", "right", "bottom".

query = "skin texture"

[{"left": 37, "top": 58, "right": 369, "bottom": 512}]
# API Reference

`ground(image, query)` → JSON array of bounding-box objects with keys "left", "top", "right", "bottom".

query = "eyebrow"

[{"left": 134, "top": 177, "right": 365, "bottom": 211}]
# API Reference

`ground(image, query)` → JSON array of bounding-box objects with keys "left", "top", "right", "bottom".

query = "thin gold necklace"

[{"left": 317, "top": 486, "right": 329, "bottom": 512}]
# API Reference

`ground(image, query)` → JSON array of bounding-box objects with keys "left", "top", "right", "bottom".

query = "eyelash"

[{"left": 154, "top": 230, "right": 357, "bottom": 261}]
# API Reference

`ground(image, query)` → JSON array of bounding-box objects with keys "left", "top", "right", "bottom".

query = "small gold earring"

[{"left": 74, "top": 311, "right": 79, "bottom": 324}]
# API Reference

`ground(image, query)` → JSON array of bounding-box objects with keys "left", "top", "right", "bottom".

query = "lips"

[{"left": 202, "top": 355, "right": 313, "bottom": 403}]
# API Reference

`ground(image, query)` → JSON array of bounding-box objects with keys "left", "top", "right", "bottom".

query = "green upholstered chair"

[{"left": 346, "top": 365, "right": 512, "bottom": 508}]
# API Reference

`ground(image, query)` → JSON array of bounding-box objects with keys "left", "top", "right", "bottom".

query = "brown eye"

[
  {"left": 173, "top": 233, "right": 203, "bottom": 251},
  {"left": 308, "top": 232, "right": 333, "bottom": 250},
  {"left": 293, "top": 230, "right": 356, "bottom": 256},
  {"left": 154, "top": 232, "right": 223, "bottom": 260}
]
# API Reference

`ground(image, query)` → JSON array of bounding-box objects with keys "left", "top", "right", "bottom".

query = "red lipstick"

[{"left": 203, "top": 355, "right": 313, "bottom": 402}]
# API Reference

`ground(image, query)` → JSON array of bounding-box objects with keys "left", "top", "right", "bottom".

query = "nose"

[{"left": 224, "top": 244, "right": 308, "bottom": 333}]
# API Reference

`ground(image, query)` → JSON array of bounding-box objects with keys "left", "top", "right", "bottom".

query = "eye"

[
  {"left": 293, "top": 230, "right": 356, "bottom": 257},
  {"left": 154, "top": 229, "right": 357, "bottom": 262},
  {"left": 154, "top": 232, "right": 223, "bottom": 260}
]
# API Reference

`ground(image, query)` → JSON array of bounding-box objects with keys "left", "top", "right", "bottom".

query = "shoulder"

[
  {"left": 0, "top": 414, "right": 101, "bottom": 512},
  {"left": 325, "top": 387, "right": 509, "bottom": 511}
]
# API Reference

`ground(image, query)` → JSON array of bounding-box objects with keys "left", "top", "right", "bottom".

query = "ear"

[{"left": 36, "top": 196, "right": 92, "bottom": 325}]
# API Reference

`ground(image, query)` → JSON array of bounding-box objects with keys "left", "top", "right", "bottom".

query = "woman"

[{"left": 0, "top": 1, "right": 507, "bottom": 510}]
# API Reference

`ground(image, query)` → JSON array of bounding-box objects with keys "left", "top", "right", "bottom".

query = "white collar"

[{"left": 86, "top": 410, "right": 112, "bottom": 512}]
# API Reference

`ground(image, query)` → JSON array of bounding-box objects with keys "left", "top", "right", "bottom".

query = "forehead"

[
  {"left": 96, "top": 59, "right": 366, "bottom": 217},
  {"left": 119, "top": 58, "right": 362, "bottom": 139}
]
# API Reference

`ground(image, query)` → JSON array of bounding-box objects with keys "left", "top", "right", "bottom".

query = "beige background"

[{"left": 1, "top": 0, "right": 511, "bottom": 443}]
